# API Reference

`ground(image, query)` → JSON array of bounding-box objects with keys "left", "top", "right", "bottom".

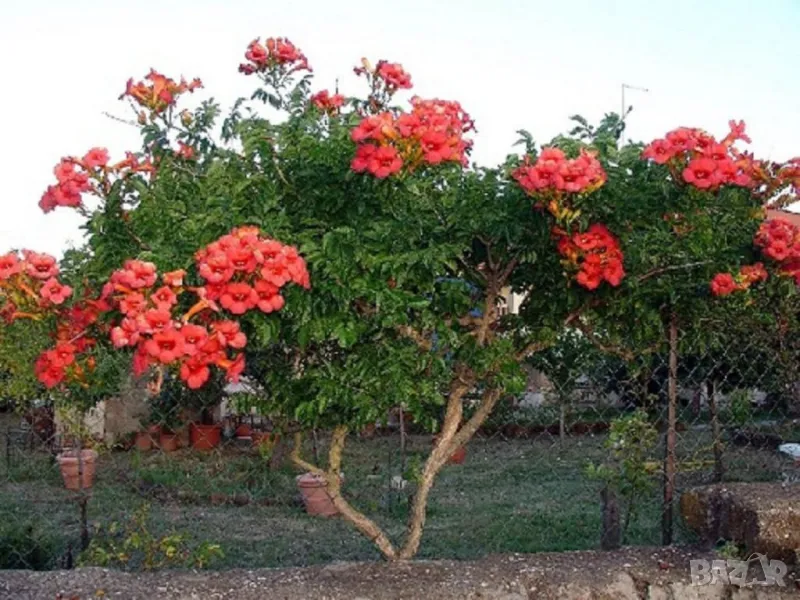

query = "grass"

[{"left": 0, "top": 418, "right": 791, "bottom": 570}]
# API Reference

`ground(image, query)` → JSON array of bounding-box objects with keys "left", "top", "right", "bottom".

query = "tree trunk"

[
  {"left": 600, "top": 485, "right": 621, "bottom": 550},
  {"left": 290, "top": 430, "right": 398, "bottom": 560},
  {"left": 559, "top": 399, "right": 566, "bottom": 441},
  {"left": 661, "top": 312, "right": 678, "bottom": 546},
  {"left": 397, "top": 371, "right": 474, "bottom": 559}
]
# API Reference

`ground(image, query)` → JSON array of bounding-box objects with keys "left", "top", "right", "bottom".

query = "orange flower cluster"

[
  {"left": 0, "top": 250, "right": 72, "bottom": 321},
  {"left": 513, "top": 147, "right": 606, "bottom": 222},
  {"left": 102, "top": 227, "right": 309, "bottom": 389},
  {"left": 195, "top": 226, "right": 310, "bottom": 313},
  {"left": 754, "top": 218, "right": 800, "bottom": 283},
  {"left": 555, "top": 224, "right": 625, "bottom": 290},
  {"left": 121, "top": 70, "right": 202, "bottom": 115},
  {"left": 642, "top": 121, "right": 760, "bottom": 191},
  {"left": 239, "top": 37, "right": 310, "bottom": 76},
  {"left": 34, "top": 294, "right": 108, "bottom": 389},
  {"left": 353, "top": 58, "right": 413, "bottom": 97},
  {"left": 39, "top": 149, "right": 154, "bottom": 214},
  {"left": 0, "top": 250, "right": 111, "bottom": 388},
  {"left": 104, "top": 258, "right": 246, "bottom": 389},
  {"left": 310, "top": 90, "right": 345, "bottom": 113},
  {"left": 350, "top": 97, "right": 474, "bottom": 178},
  {"left": 710, "top": 263, "right": 769, "bottom": 297}
]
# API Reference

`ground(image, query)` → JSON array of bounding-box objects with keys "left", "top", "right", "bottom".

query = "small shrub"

[
  {"left": 0, "top": 520, "right": 60, "bottom": 570},
  {"left": 79, "top": 504, "right": 223, "bottom": 570}
]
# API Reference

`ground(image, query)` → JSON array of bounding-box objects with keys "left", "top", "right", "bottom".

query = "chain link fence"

[{"left": 1, "top": 324, "right": 799, "bottom": 572}]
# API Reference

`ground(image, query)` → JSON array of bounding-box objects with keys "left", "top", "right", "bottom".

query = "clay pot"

[
  {"left": 448, "top": 445, "right": 467, "bottom": 465},
  {"left": 190, "top": 423, "right": 221, "bottom": 450},
  {"left": 235, "top": 423, "right": 252, "bottom": 439},
  {"left": 56, "top": 449, "right": 98, "bottom": 490},
  {"left": 251, "top": 431, "right": 280, "bottom": 449},
  {"left": 432, "top": 436, "right": 467, "bottom": 465},
  {"left": 296, "top": 473, "right": 338, "bottom": 517},
  {"left": 159, "top": 432, "right": 179, "bottom": 452},
  {"left": 147, "top": 424, "right": 161, "bottom": 449},
  {"left": 134, "top": 431, "right": 153, "bottom": 451}
]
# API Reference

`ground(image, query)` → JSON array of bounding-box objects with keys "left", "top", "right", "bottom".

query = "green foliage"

[
  {"left": 586, "top": 409, "right": 658, "bottom": 538},
  {"left": 79, "top": 504, "right": 223, "bottom": 570},
  {"left": 148, "top": 376, "right": 185, "bottom": 432},
  {"left": 0, "top": 318, "right": 51, "bottom": 404},
  {"left": 0, "top": 520, "right": 60, "bottom": 570},
  {"left": 726, "top": 389, "right": 754, "bottom": 428}
]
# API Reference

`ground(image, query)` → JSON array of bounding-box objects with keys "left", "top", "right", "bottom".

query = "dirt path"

[{"left": 2, "top": 546, "right": 798, "bottom": 599}]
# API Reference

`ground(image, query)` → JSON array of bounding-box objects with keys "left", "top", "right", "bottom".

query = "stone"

[{"left": 681, "top": 483, "right": 800, "bottom": 564}]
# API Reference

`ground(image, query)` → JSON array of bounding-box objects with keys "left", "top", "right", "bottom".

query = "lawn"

[{"left": 0, "top": 416, "right": 790, "bottom": 570}]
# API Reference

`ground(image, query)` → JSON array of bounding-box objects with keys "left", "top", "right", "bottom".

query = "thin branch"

[
  {"left": 636, "top": 261, "right": 712, "bottom": 283},
  {"left": 289, "top": 431, "right": 324, "bottom": 476},
  {"left": 324, "top": 426, "right": 398, "bottom": 559},
  {"left": 102, "top": 111, "right": 140, "bottom": 128},
  {"left": 571, "top": 319, "right": 637, "bottom": 361},
  {"left": 456, "top": 256, "right": 486, "bottom": 281},
  {"left": 515, "top": 339, "right": 552, "bottom": 361},
  {"left": 499, "top": 254, "right": 520, "bottom": 286},
  {"left": 450, "top": 385, "right": 503, "bottom": 451}
]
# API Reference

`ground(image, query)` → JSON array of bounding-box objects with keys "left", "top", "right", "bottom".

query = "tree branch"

[
  {"left": 498, "top": 254, "right": 520, "bottom": 286},
  {"left": 289, "top": 431, "right": 324, "bottom": 476},
  {"left": 398, "top": 365, "right": 475, "bottom": 559},
  {"left": 324, "top": 426, "right": 398, "bottom": 560},
  {"left": 570, "top": 319, "right": 637, "bottom": 361},
  {"left": 450, "top": 385, "right": 503, "bottom": 451},
  {"left": 636, "top": 261, "right": 712, "bottom": 283},
  {"left": 515, "top": 339, "right": 552, "bottom": 361}
]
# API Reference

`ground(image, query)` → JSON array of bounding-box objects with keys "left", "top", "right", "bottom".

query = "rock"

[{"left": 680, "top": 483, "right": 800, "bottom": 564}]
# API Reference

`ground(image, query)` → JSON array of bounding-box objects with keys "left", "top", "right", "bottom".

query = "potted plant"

[
  {"left": 296, "top": 471, "right": 339, "bottom": 517},
  {"left": 54, "top": 408, "right": 100, "bottom": 490},
  {"left": 185, "top": 373, "right": 225, "bottom": 451},
  {"left": 148, "top": 378, "right": 184, "bottom": 453},
  {"left": 134, "top": 415, "right": 161, "bottom": 451},
  {"left": 57, "top": 447, "right": 99, "bottom": 490}
]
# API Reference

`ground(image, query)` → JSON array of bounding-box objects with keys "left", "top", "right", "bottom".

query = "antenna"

[{"left": 621, "top": 83, "right": 650, "bottom": 145}]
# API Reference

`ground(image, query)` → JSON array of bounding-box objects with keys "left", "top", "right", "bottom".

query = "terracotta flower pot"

[
  {"left": 432, "top": 436, "right": 467, "bottom": 465},
  {"left": 134, "top": 431, "right": 153, "bottom": 451},
  {"left": 56, "top": 449, "right": 98, "bottom": 490},
  {"left": 360, "top": 422, "right": 377, "bottom": 439},
  {"left": 190, "top": 423, "right": 221, "bottom": 450},
  {"left": 296, "top": 472, "right": 339, "bottom": 517},
  {"left": 235, "top": 423, "right": 252, "bottom": 439},
  {"left": 159, "top": 432, "right": 179, "bottom": 452},
  {"left": 148, "top": 424, "right": 162, "bottom": 449},
  {"left": 251, "top": 432, "right": 280, "bottom": 450},
  {"left": 448, "top": 445, "right": 467, "bottom": 465}
]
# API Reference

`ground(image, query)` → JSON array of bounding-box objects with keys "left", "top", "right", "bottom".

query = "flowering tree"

[
  {"left": 525, "top": 115, "right": 800, "bottom": 543},
  {"left": 0, "top": 36, "right": 622, "bottom": 560},
  {"left": 5, "top": 33, "right": 797, "bottom": 561}
]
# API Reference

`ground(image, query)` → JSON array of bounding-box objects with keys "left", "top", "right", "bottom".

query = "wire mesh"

[{"left": 1, "top": 324, "right": 799, "bottom": 571}]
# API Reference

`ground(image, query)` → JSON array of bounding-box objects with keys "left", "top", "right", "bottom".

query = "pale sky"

[{"left": 1, "top": 0, "right": 798, "bottom": 257}]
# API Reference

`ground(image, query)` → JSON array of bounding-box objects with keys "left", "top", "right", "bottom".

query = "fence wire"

[{"left": 1, "top": 325, "right": 799, "bottom": 571}]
